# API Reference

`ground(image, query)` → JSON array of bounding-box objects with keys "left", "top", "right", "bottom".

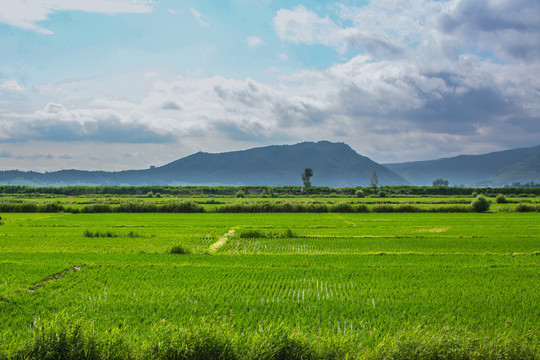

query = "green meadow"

[{"left": 1, "top": 211, "right": 539, "bottom": 359}]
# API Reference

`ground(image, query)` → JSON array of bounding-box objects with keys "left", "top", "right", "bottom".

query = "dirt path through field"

[
  {"left": 27, "top": 265, "right": 85, "bottom": 293},
  {"left": 208, "top": 228, "right": 236, "bottom": 254}
]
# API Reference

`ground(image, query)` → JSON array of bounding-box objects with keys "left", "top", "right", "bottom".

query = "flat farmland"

[{"left": 1, "top": 212, "right": 539, "bottom": 359}]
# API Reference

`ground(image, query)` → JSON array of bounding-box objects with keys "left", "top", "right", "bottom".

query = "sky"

[{"left": 0, "top": 0, "right": 539, "bottom": 171}]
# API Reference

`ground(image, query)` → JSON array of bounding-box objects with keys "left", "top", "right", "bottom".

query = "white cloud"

[
  {"left": 0, "top": 79, "right": 27, "bottom": 94},
  {"left": 1, "top": 1, "right": 540, "bottom": 169},
  {"left": 247, "top": 36, "right": 263, "bottom": 47},
  {"left": 273, "top": 4, "right": 406, "bottom": 57},
  {"left": 191, "top": 8, "right": 210, "bottom": 28},
  {"left": 0, "top": 0, "right": 155, "bottom": 34},
  {"left": 274, "top": 0, "right": 540, "bottom": 63},
  {"left": 439, "top": 0, "right": 540, "bottom": 61},
  {"left": 1, "top": 52, "right": 539, "bottom": 167},
  {"left": 274, "top": 6, "right": 337, "bottom": 46}
]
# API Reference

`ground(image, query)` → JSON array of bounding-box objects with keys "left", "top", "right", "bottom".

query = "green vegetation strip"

[
  {"left": 0, "top": 197, "right": 539, "bottom": 213},
  {"left": 0, "top": 212, "right": 539, "bottom": 359}
]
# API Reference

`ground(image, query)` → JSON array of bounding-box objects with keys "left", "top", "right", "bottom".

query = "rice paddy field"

[{"left": 1, "top": 208, "right": 539, "bottom": 359}]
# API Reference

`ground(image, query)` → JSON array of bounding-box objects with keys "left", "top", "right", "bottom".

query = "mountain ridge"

[
  {"left": 0, "top": 141, "right": 407, "bottom": 187},
  {"left": 1, "top": 141, "right": 538, "bottom": 187},
  {"left": 384, "top": 144, "right": 540, "bottom": 186}
]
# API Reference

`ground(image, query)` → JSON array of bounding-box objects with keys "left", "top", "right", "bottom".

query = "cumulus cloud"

[
  {"left": 0, "top": 80, "right": 27, "bottom": 94},
  {"left": 274, "top": 0, "right": 540, "bottom": 62},
  {"left": 0, "top": 102, "right": 175, "bottom": 143},
  {"left": 2, "top": 0, "right": 540, "bottom": 167},
  {"left": 439, "top": 0, "right": 540, "bottom": 60},
  {"left": 0, "top": 0, "right": 155, "bottom": 34},
  {"left": 274, "top": 5, "right": 405, "bottom": 57}
]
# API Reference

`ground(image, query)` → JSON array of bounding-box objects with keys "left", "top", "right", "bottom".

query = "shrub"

[
  {"left": 354, "top": 204, "right": 369, "bottom": 213},
  {"left": 283, "top": 228, "right": 295, "bottom": 238},
  {"left": 170, "top": 245, "right": 191, "bottom": 254},
  {"left": 38, "top": 202, "right": 65, "bottom": 213},
  {"left": 82, "top": 204, "right": 113, "bottom": 213},
  {"left": 471, "top": 195, "right": 490, "bottom": 212},
  {"left": 432, "top": 205, "right": 471, "bottom": 213},
  {"left": 378, "top": 190, "right": 387, "bottom": 198},
  {"left": 330, "top": 203, "right": 353, "bottom": 212},
  {"left": 238, "top": 229, "right": 297, "bottom": 239},
  {"left": 239, "top": 229, "right": 266, "bottom": 238},
  {"left": 236, "top": 190, "right": 245, "bottom": 198},
  {"left": 372, "top": 205, "right": 396, "bottom": 213},
  {"left": 83, "top": 230, "right": 118, "bottom": 238},
  {"left": 396, "top": 205, "right": 420, "bottom": 213},
  {"left": 495, "top": 194, "right": 508, "bottom": 204},
  {"left": 515, "top": 203, "right": 538, "bottom": 212},
  {"left": 355, "top": 189, "right": 364, "bottom": 198}
]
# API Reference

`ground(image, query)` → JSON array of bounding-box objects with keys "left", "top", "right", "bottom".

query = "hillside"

[
  {"left": 385, "top": 144, "right": 540, "bottom": 186},
  {"left": 0, "top": 141, "right": 408, "bottom": 187}
]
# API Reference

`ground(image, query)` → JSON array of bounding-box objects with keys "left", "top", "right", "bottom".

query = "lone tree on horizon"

[
  {"left": 302, "top": 168, "right": 313, "bottom": 188},
  {"left": 370, "top": 171, "right": 379, "bottom": 191}
]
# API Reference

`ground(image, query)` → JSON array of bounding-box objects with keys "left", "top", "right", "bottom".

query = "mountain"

[
  {"left": 0, "top": 141, "right": 408, "bottom": 187},
  {"left": 385, "top": 144, "right": 540, "bottom": 186}
]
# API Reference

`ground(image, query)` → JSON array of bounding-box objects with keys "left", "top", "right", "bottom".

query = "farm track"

[
  {"left": 27, "top": 265, "right": 85, "bottom": 293},
  {"left": 208, "top": 227, "right": 237, "bottom": 254},
  {"left": 334, "top": 214, "right": 357, "bottom": 227}
]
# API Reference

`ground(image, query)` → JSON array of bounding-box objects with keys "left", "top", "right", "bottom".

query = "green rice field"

[{"left": 1, "top": 211, "right": 539, "bottom": 359}]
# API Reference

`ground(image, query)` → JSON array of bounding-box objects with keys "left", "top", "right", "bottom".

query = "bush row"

[
  {"left": 0, "top": 202, "right": 204, "bottom": 213},
  {"left": 1, "top": 201, "right": 538, "bottom": 214},
  {"left": 81, "top": 202, "right": 205, "bottom": 213},
  {"left": 215, "top": 203, "right": 476, "bottom": 213}
]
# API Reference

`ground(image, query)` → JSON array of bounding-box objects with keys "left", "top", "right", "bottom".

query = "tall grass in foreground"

[{"left": 5, "top": 317, "right": 539, "bottom": 360}]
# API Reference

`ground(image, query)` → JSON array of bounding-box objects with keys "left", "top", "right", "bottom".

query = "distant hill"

[
  {"left": 385, "top": 144, "right": 540, "bottom": 186},
  {"left": 0, "top": 141, "right": 408, "bottom": 187}
]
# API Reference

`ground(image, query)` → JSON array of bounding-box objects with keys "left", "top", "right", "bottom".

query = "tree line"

[{"left": 0, "top": 185, "right": 538, "bottom": 196}]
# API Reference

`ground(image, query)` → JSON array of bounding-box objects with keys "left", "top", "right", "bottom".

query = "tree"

[
  {"left": 370, "top": 171, "right": 379, "bottom": 191},
  {"left": 432, "top": 178, "right": 449, "bottom": 187},
  {"left": 302, "top": 168, "right": 313, "bottom": 188}
]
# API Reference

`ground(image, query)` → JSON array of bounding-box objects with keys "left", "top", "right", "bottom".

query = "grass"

[{"left": 0, "top": 211, "right": 539, "bottom": 358}]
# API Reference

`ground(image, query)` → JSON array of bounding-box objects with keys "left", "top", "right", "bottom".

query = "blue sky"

[{"left": 0, "top": 0, "right": 539, "bottom": 171}]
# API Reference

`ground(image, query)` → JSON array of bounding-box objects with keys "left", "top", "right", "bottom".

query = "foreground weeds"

[{"left": 5, "top": 317, "right": 539, "bottom": 360}]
